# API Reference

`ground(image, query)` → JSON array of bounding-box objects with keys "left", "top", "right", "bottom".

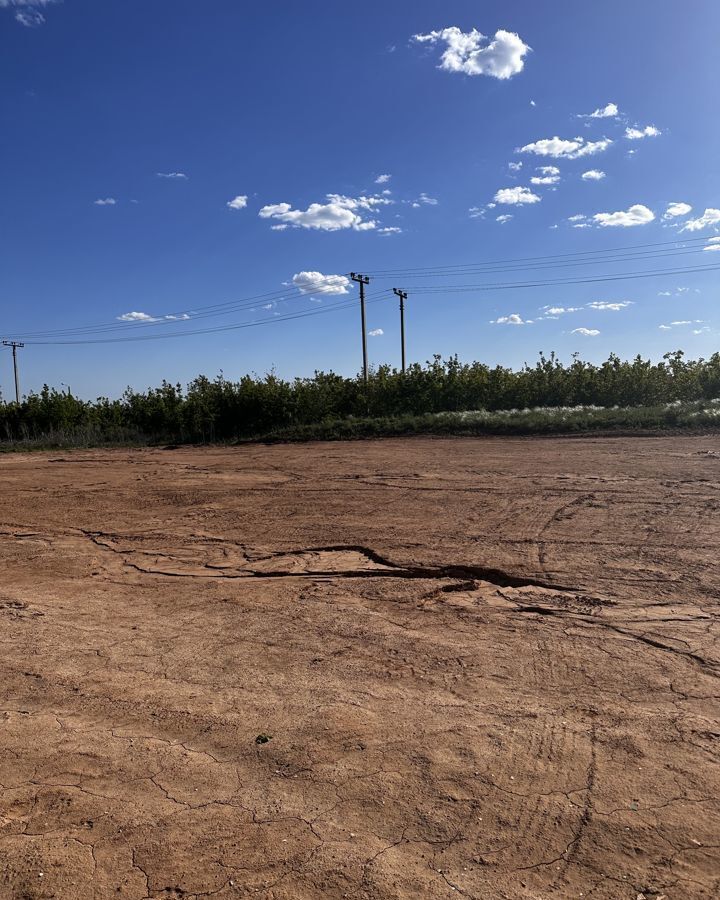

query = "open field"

[{"left": 1, "top": 437, "right": 719, "bottom": 899}]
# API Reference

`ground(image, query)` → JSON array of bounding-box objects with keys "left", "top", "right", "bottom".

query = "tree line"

[{"left": 1, "top": 351, "right": 719, "bottom": 445}]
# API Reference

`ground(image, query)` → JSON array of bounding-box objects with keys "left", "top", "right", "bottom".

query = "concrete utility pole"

[
  {"left": 350, "top": 273, "right": 370, "bottom": 383},
  {"left": 2, "top": 341, "right": 24, "bottom": 404},
  {"left": 392, "top": 288, "right": 408, "bottom": 374}
]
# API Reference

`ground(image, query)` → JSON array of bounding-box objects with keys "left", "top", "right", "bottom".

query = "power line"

[
  {"left": 19, "top": 293, "right": 392, "bottom": 346},
  {"left": 406, "top": 262, "right": 720, "bottom": 294},
  {"left": 15, "top": 257, "right": 719, "bottom": 346},
  {"left": 365, "top": 234, "right": 714, "bottom": 276},
  {"left": 5, "top": 235, "right": 715, "bottom": 341}
]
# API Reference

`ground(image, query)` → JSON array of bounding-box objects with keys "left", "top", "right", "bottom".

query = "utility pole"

[
  {"left": 2, "top": 341, "right": 24, "bottom": 404},
  {"left": 392, "top": 288, "right": 408, "bottom": 374},
  {"left": 350, "top": 273, "right": 370, "bottom": 383}
]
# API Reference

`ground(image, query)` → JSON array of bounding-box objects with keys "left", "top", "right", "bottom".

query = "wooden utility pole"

[
  {"left": 2, "top": 341, "right": 24, "bottom": 404},
  {"left": 350, "top": 273, "right": 370, "bottom": 383},
  {"left": 392, "top": 288, "right": 408, "bottom": 374}
]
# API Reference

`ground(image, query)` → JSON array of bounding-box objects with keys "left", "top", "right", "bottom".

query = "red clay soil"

[{"left": 1, "top": 436, "right": 719, "bottom": 900}]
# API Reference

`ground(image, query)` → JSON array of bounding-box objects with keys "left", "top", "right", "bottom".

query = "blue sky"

[{"left": 1, "top": 0, "right": 719, "bottom": 399}]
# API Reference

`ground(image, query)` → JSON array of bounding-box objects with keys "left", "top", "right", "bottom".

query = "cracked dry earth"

[{"left": 0, "top": 437, "right": 719, "bottom": 900}]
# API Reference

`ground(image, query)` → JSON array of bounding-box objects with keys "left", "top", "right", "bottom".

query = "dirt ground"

[{"left": 0, "top": 436, "right": 719, "bottom": 900}]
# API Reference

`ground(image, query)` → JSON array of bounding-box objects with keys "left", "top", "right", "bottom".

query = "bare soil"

[{"left": 1, "top": 436, "right": 719, "bottom": 899}]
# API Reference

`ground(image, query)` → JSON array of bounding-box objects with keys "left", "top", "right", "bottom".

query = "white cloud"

[
  {"left": 368, "top": 329, "right": 384, "bottom": 337},
  {"left": 579, "top": 102, "right": 619, "bottom": 119},
  {"left": 157, "top": 172, "right": 188, "bottom": 180},
  {"left": 15, "top": 8, "right": 43, "bottom": 24},
  {"left": 117, "top": 311, "right": 157, "bottom": 323},
  {"left": 518, "top": 136, "right": 612, "bottom": 159},
  {"left": 593, "top": 204, "right": 655, "bottom": 227},
  {"left": 508, "top": 161, "right": 523, "bottom": 172},
  {"left": 542, "top": 306, "right": 581, "bottom": 315},
  {"left": 259, "top": 193, "right": 390, "bottom": 231},
  {"left": 571, "top": 328, "right": 600, "bottom": 336},
  {"left": 94, "top": 198, "right": 116, "bottom": 206},
  {"left": 530, "top": 166, "right": 560, "bottom": 186},
  {"left": 494, "top": 186, "right": 540, "bottom": 205},
  {"left": 625, "top": 125, "right": 661, "bottom": 140},
  {"left": 412, "top": 27, "right": 530, "bottom": 80},
  {"left": 582, "top": 169, "right": 606, "bottom": 181},
  {"left": 496, "top": 214, "right": 513, "bottom": 224},
  {"left": 468, "top": 207, "right": 485, "bottom": 219},
  {"left": 587, "top": 301, "right": 633, "bottom": 311},
  {"left": 568, "top": 214, "right": 586, "bottom": 222},
  {"left": 681, "top": 208, "right": 720, "bottom": 232},
  {"left": 375, "top": 174, "right": 391, "bottom": 184},
  {"left": 530, "top": 99, "right": 536, "bottom": 107},
  {"left": 491, "top": 313, "right": 528, "bottom": 325},
  {"left": 1, "top": 0, "right": 56, "bottom": 27},
  {"left": 291, "top": 272, "right": 350, "bottom": 295},
  {"left": 417, "top": 192, "right": 438, "bottom": 205},
  {"left": 663, "top": 201, "right": 692, "bottom": 220},
  {"left": 378, "top": 226, "right": 403, "bottom": 235},
  {"left": 117, "top": 311, "right": 191, "bottom": 323},
  {"left": 703, "top": 237, "right": 720, "bottom": 251},
  {"left": 658, "top": 325, "right": 672, "bottom": 330},
  {"left": 227, "top": 195, "right": 248, "bottom": 210}
]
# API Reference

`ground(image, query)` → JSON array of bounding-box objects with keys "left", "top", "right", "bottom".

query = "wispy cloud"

[
  {"left": 571, "top": 328, "right": 600, "bottom": 336},
  {"left": 530, "top": 166, "right": 560, "bottom": 186},
  {"left": 157, "top": 172, "right": 188, "bottom": 180},
  {"left": 412, "top": 27, "right": 530, "bottom": 80},
  {"left": 541, "top": 306, "right": 582, "bottom": 315},
  {"left": 659, "top": 319, "right": 706, "bottom": 330},
  {"left": 587, "top": 301, "right": 633, "bottom": 311},
  {"left": 582, "top": 169, "right": 606, "bottom": 181},
  {"left": 368, "top": 328, "right": 384, "bottom": 337},
  {"left": 375, "top": 174, "right": 391, "bottom": 184},
  {"left": 578, "top": 102, "right": 619, "bottom": 119},
  {"left": 94, "top": 197, "right": 117, "bottom": 206},
  {"left": 625, "top": 125, "right": 661, "bottom": 140},
  {"left": 681, "top": 208, "right": 720, "bottom": 232},
  {"left": 496, "top": 214, "right": 513, "bottom": 224},
  {"left": 117, "top": 311, "right": 156, "bottom": 322},
  {"left": 117, "top": 311, "right": 190, "bottom": 323},
  {"left": 1, "top": 0, "right": 57, "bottom": 27},
  {"left": 491, "top": 313, "right": 531, "bottom": 325},
  {"left": 519, "top": 136, "right": 612, "bottom": 159},
  {"left": 416, "top": 192, "right": 438, "bottom": 206}
]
